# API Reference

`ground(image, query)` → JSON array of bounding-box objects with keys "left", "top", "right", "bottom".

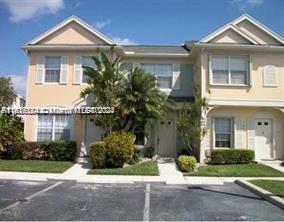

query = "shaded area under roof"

[{"left": 122, "top": 45, "right": 190, "bottom": 54}]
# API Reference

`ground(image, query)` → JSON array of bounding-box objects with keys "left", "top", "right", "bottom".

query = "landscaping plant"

[
  {"left": 144, "top": 146, "right": 155, "bottom": 158},
  {"left": 80, "top": 52, "right": 170, "bottom": 138},
  {"left": 210, "top": 149, "right": 255, "bottom": 164},
  {"left": 177, "top": 155, "right": 197, "bottom": 172},
  {"left": 10, "top": 141, "right": 77, "bottom": 161},
  {"left": 89, "top": 141, "right": 106, "bottom": 168},
  {"left": 105, "top": 132, "right": 135, "bottom": 167},
  {"left": 177, "top": 83, "right": 207, "bottom": 159}
]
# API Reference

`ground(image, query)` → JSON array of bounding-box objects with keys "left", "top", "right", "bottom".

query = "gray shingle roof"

[{"left": 122, "top": 45, "right": 189, "bottom": 54}]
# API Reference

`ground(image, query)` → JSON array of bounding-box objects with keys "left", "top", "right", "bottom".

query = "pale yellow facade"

[{"left": 23, "top": 14, "right": 284, "bottom": 161}]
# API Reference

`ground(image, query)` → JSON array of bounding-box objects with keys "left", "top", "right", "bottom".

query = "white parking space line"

[
  {"left": 143, "top": 183, "right": 151, "bottom": 221},
  {"left": 0, "top": 181, "right": 62, "bottom": 214}
]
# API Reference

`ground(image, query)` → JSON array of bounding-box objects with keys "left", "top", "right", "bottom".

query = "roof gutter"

[
  {"left": 122, "top": 51, "right": 190, "bottom": 58},
  {"left": 195, "top": 43, "right": 284, "bottom": 51},
  {"left": 22, "top": 45, "right": 124, "bottom": 53}
]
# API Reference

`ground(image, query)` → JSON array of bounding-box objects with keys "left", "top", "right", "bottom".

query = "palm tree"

[
  {"left": 118, "top": 67, "right": 170, "bottom": 132},
  {"left": 80, "top": 53, "right": 124, "bottom": 133},
  {"left": 0, "top": 76, "right": 16, "bottom": 108},
  {"left": 81, "top": 52, "right": 171, "bottom": 137}
]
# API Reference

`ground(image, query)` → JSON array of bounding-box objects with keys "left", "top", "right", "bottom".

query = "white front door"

[
  {"left": 254, "top": 119, "right": 273, "bottom": 160},
  {"left": 156, "top": 120, "right": 176, "bottom": 157}
]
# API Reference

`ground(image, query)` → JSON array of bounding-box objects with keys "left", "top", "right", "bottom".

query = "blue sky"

[{"left": 0, "top": 0, "right": 284, "bottom": 95}]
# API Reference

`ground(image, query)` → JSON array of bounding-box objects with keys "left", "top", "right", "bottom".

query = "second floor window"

[
  {"left": 82, "top": 56, "right": 96, "bottom": 83},
  {"left": 141, "top": 63, "right": 172, "bottom": 89},
  {"left": 45, "top": 56, "right": 61, "bottom": 83},
  {"left": 211, "top": 55, "right": 248, "bottom": 85}
]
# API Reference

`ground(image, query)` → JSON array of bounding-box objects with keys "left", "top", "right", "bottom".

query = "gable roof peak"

[
  {"left": 25, "top": 15, "right": 116, "bottom": 46},
  {"left": 199, "top": 14, "right": 284, "bottom": 45}
]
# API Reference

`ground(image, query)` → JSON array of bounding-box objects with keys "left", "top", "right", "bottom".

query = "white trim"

[
  {"left": 200, "top": 14, "right": 284, "bottom": 45},
  {"left": 200, "top": 23, "right": 259, "bottom": 45},
  {"left": 209, "top": 54, "right": 249, "bottom": 86},
  {"left": 232, "top": 14, "right": 284, "bottom": 45},
  {"left": 195, "top": 43, "right": 284, "bottom": 51},
  {"left": 212, "top": 116, "right": 234, "bottom": 149},
  {"left": 36, "top": 113, "right": 71, "bottom": 142},
  {"left": 25, "top": 15, "right": 116, "bottom": 46},
  {"left": 208, "top": 99, "right": 284, "bottom": 107}
]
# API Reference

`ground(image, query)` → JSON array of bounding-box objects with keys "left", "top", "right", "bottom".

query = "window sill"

[
  {"left": 263, "top": 85, "right": 277, "bottom": 88},
  {"left": 43, "top": 83, "right": 60, "bottom": 85},
  {"left": 209, "top": 83, "right": 250, "bottom": 87}
]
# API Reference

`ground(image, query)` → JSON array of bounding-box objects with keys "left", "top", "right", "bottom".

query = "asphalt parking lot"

[{"left": 0, "top": 180, "right": 283, "bottom": 221}]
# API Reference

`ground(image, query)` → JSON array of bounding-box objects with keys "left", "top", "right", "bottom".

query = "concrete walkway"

[
  {"left": 259, "top": 160, "right": 284, "bottom": 173},
  {"left": 157, "top": 158, "right": 186, "bottom": 184},
  {"left": 1, "top": 158, "right": 284, "bottom": 185}
]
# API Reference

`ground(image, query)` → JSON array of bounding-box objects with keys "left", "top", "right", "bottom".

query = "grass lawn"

[
  {"left": 88, "top": 160, "right": 159, "bottom": 176},
  {"left": 0, "top": 160, "right": 74, "bottom": 173},
  {"left": 188, "top": 164, "right": 284, "bottom": 177},
  {"left": 250, "top": 180, "right": 284, "bottom": 198}
]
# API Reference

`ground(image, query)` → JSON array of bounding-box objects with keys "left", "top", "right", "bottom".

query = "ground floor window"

[
  {"left": 214, "top": 117, "right": 233, "bottom": 148},
  {"left": 37, "top": 115, "right": 71, "bottom": 141}
]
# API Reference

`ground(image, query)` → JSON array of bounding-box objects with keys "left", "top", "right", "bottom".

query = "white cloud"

[
  {"left": 0, "top": 0, "right": 64, "bottom": 22},
  {"left": 9, "top": 74, "right": 27, "bottom": 96},
  {"left": 112, "top": 37, "right": 137, "bottom": 45},
  {"left": 231, "top": 0, "right": 264, "bottom": 11},
  {"left": 94, "top": 20, "right": 111, "bottom": 29}
]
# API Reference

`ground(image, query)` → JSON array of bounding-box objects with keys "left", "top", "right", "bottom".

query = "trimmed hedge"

[
  {"left": 210, "top": 149, "right": 254, "bottom": 165},
  {"left": 105, "top": 132, "right": 135, "bottom": 168},
  {"left": 89, "top": 141, "right": 106, "bottom": 168},
  {"left": 177, "top": 155, "right": 197, "bottom": 172},
  {"left": 10, "top": 141, "right": 77, "bottom": 161}
]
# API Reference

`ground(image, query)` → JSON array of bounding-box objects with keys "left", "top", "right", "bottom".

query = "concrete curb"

[{"left": 235, "top": 179, "right": 284, "bottom": 210}]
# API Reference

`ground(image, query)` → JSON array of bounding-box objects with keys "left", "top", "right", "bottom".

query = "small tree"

[
  {"left": 177, "top": 84, "right": 207, "bottom": 159},
  {"left": 0, "top": 76, "right": 16, "bottom": 108},
  {"left": 0, "top": 76, "right": 24, "bottom": 156},
  {"left": 80, "top": 52, "right": 124, "bottom": 134}
]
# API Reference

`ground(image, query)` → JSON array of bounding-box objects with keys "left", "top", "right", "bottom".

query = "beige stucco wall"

[
  {"left": 38, "top": 22, "right": 107, "bottom": 45},
  {"left": 200, "top": 106, "right": 284, "bottom": 162},
  {"left": 200, "top": 49, "right": 284, "bottom": 101},
  {"left": 24, "top": 50, "right": 114, "bottom": 150}
]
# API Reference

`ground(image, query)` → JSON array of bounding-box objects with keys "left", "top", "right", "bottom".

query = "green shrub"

[
  {"left": 144, "top": 146, "right": 155, "bottom": 158},
  {"left": 210, "top": 149, "right": 254, "bottom": 165},
  {"left": 10, "top": 142, "right": 50, "bottom": 160},
  {"left": 105, "top": 132, "right": 135, "bottom": 168},
  {"left": 10, "top": 141, "right": 77, "bottom": 161},
  {"left": 177, "top": 155, "right": 197, "bottom": 172},
  {"left": 89, "top": 141, "right": 106, "bottom": 168},
  {"left": 48, "top": 141, "right": 77, "bottom": 161},
  {"left": 0, "top": 114, "right": 24, "bottom": 158}
]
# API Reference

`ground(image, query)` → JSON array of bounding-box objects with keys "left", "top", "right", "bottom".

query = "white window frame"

[
  {"left": 140, "top": 63, "right": 173, "bottom": 89},
  {"left": 213, "top": 117, "right": 234, "bottom": 149},
  {"left": 209, "top": 54, "right": 249, "bottom": 86},
  {"left": 36, "top": 114, "right": 71, "bottom": 141},
  {"left": 44, "top": 56, "right": 61, "bottom": 84},
  {"left": 81, "top": 56, "right": 97, "bottom": 84}
]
